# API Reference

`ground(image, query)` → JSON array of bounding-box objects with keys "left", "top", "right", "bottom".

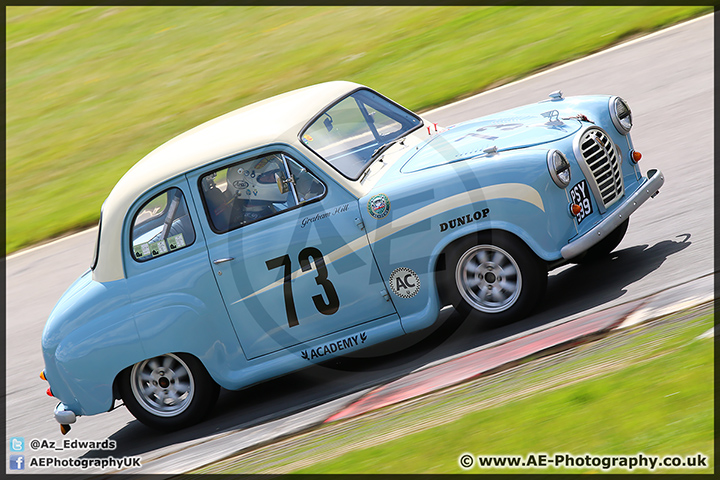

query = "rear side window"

[{"left": 131, "top": 188, "right": 196, "bottom": 262}]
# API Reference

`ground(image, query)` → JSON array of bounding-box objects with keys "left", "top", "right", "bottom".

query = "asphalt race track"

[{"left": 5, "top": 14, "right": 713, "bottom": 475}]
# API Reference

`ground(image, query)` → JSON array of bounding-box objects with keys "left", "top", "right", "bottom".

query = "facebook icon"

[{"left": 10, "top": 455, "right": 25, "bottom": 470}]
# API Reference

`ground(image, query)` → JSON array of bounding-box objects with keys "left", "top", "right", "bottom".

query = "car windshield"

[{"left": 300, "top": 88, "right": 422, "bottom": 180}]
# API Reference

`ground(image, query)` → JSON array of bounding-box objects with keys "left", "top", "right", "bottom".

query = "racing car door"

[{"left": 191, "top": 148, "right": 396, "bottom": 359}]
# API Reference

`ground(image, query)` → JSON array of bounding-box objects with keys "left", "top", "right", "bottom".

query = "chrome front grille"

[{"left": 576, "top": 127, "right": 624, "bottom": 211}]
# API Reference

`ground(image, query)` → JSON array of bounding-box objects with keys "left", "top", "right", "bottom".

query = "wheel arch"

[
  {"left": 111, "top": 350, "right": 217, "bottom": 402},
  {"left": 432, "top": 226, "right": 548, "bottom": 306},
  {"left": 433, "top": 225, "right": 548, "bottom": 274},
  {"left": 115, "top": 351, "right": 221, "bottom": 430},
  {"left": 433, "top": 225, "right": 549, "bottom": 327}
]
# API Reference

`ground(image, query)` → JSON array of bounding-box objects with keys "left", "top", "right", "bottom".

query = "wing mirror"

[{"left": 323, "top": 113, "right": 334, "bottom": 132}]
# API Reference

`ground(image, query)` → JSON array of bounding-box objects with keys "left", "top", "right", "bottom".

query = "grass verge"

[
  {"left": 6, "top": 6, "right": 712, "bottom": 253},
  {"left": 190, "top": 305, "right": 713, "bottom": 474}
]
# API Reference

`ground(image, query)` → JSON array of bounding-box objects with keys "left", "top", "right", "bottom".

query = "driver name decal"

[
  {"left": 300, "top": 203, "right": 350, "bottom": 228},
  {"left": 300, "top": 332, "right": 367, "bottom": 360}
]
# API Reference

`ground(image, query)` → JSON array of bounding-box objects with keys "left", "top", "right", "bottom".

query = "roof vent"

[{"left": 548, "top": 90, "right": 563, "bottom": 100}]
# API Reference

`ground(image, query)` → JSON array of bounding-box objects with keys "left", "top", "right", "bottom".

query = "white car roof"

[{"left": 93, "top": 81, "right": 364, "bottom": 283}]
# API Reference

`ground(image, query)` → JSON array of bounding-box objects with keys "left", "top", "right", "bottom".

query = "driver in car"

[{"left": 226, "top": 156, "right": 288, "bottom": 227}]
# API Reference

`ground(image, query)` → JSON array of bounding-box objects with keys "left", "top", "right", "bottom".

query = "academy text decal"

[
  {"left": 367, "top": 193, "right": 390, "bottom": 219},
  {"left": 389, "top": 267, "right": 421, "bottom": 299},
  {"left": 300, "top": 203, "right": 350, "bottom": 228},
  {"left": 440, "top": 208, "right": 490, "bottom": 232},
  {"left": 300, "top": 332, "right": 367, "bottom": 360}
]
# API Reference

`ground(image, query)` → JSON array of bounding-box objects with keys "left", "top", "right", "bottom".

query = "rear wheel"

[
  {"left": 440, "top": 232, "right": 547, "bottom": 327},
  {"left": 120, "top": 353, "right": 219, "bottom": 431}
]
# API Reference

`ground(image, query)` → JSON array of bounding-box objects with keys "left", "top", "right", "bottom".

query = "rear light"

[
  {"left": 46, "top": 387, "right": 53, "bottom": 397},
  {"left": 40, "top": 370, "right": 46, "bottom": 381}
]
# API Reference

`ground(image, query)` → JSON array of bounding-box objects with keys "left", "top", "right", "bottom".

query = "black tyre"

[
  {"left": 119, "top": 353, "right": 219, "bottom": 431},
  {"left": 572, "top": 219, "right": 629, "bottom": 264},
  {"left": 440, "top": 232, "right": 547, "bottom": 327}
]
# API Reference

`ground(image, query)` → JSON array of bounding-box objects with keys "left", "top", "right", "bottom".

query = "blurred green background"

[{"left": 6, "top": 6, "right": 711, "bottom": 253}]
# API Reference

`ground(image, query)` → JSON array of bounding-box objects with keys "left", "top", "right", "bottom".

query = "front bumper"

[{"left": 561, "top": 168, "right": 665, "bottom": 260}]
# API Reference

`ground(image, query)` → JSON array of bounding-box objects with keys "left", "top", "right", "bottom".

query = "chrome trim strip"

[
  {"left": 561, "top": 169, "right": 665, "bottom": 260},
  {"left": 54, "top": 402, "right": 77, "bottom": 424}
]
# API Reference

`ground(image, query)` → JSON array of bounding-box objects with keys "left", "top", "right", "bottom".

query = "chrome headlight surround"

[
  {"left": 547, "top": 149, "right": 571, "bottom": 188},
  {"left": 609, "top": 96, "right": 632, "bottom": 134}
]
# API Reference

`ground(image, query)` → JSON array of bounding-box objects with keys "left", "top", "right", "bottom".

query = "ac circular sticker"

[
  {"left": 389, "top": 267, "right": 420, "bottom": 299},
  {"left": 367, "top": 193, "right": 390, "bottom": 219}
]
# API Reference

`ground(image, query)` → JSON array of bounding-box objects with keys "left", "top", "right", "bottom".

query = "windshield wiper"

[{"left": 369, "top": 140, "right": 398, "bottom": 162}]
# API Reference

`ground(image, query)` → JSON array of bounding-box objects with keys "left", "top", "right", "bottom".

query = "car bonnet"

[{"left": 400, "top": 107, "right": 583, "bottom": 173}]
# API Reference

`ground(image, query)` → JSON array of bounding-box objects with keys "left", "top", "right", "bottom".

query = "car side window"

[
  {"left": 131, "top": 188, "right": 196, "bottom": 261},
  {"left": 200, "top": 153, "right": 325, "bottom": 233}
]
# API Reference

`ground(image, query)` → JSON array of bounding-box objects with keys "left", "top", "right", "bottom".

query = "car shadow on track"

[{"left": 80, "top": 235, "right": 691, "bottom": 461}]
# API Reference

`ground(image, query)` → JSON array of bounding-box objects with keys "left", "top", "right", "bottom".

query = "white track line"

[
  {"left": 617, "top": 293, "right": 716, "bottom": 330},
  {"left": 417, "top": 292, "right": 714, "bottom": 373},
  {"left": 426, "top": 12, "right": 713, "bottom": 116},
  {"left": 6, "top": 13, "right": 712, "bottom": 262},
  {"left": 7, "top": 227, "right": 98, "bottom": 261}
]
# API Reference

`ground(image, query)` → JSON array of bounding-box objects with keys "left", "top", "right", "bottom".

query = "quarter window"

[
  {"left": 131, "top": 188, "right": 196, "bottom": 261},
  {"left": 200, "top": 153, "right": 325, "bottom": 233}
]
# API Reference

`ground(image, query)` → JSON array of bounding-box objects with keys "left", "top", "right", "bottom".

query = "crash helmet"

[{"left": 226, "top": 155, "right": 287, "bottom": 203}]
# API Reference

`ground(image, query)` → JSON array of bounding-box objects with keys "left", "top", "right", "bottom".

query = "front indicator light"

[
  {"left": 631, "top": 150, "right": 642, "bottom": 162},
  {"left": 570, "top": 204, "right": 583, "bottom": 216}
]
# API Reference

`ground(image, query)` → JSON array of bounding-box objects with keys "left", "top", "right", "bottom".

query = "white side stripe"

[
  {"left": 368, "top": 183, "right": 543, "bottom": 244},
  {"left": 232, "top": 236, "right": 370, "bottom": 304},
  {"left": 232, "top": 183, "right": 543, "bottom": 304}
]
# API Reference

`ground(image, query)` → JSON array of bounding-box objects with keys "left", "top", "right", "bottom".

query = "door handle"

[{"left": 213, "top": 257, "right": 234, "bottom": 265}]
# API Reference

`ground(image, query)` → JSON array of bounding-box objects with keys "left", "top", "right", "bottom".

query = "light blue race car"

[{"left": 41, "top": 81, "right": 664, "bottom": 433}]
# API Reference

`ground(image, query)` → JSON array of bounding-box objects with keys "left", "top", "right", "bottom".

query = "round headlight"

[
  {"left": 547, "top": 150, "right": 571, "bottom": 188},
  {"left": 610, "top": 96, "right": 632, "bottom": 134}
]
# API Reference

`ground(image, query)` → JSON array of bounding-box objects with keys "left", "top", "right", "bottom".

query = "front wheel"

[
  {"left": 440, "top": 232, "right": 547, "bottom": 327},
  {"left": 119, "top": 353, "right": 219, "bottom": 431}
]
